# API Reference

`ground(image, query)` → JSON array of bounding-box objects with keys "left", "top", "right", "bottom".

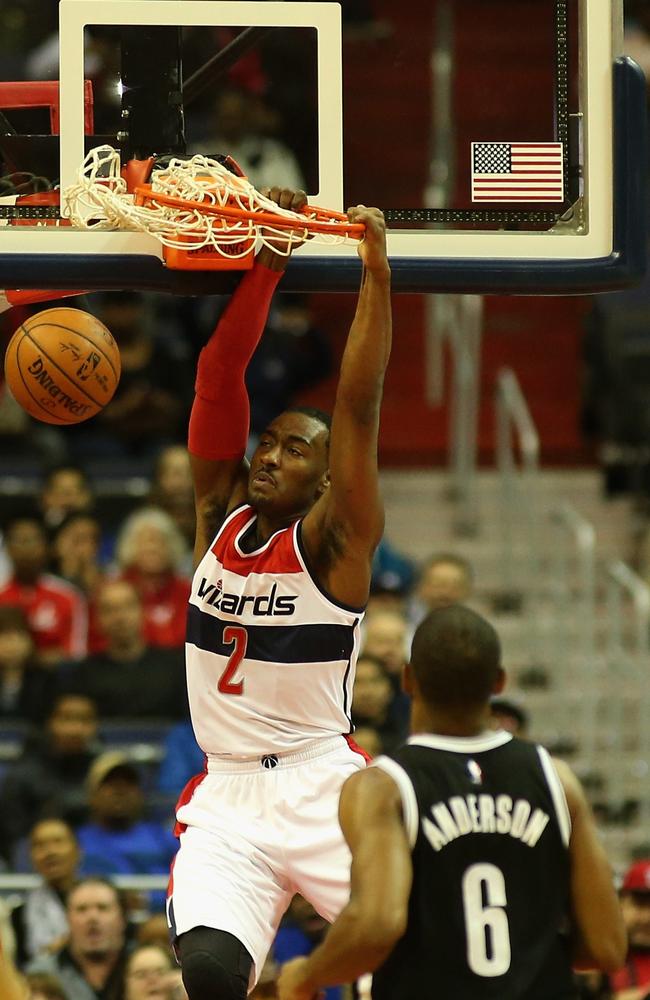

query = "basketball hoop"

[{"left": 63, "top": 146, "right": 365, "bottom": 271}]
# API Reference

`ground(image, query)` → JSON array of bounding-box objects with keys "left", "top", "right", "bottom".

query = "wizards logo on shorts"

[{"left": 196, "top": 577, "right": 298, "bottom": 617}]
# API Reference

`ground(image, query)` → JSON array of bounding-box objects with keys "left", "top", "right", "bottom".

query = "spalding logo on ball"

[{"left": 4, "top": 307, "right": 121, "bottom": 424}]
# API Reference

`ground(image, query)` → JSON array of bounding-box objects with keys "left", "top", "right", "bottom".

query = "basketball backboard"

[{"left": 0, "top": 0, "right": 645, "bottom": 294}]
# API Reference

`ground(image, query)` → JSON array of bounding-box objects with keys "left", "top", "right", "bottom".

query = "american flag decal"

[{"left": 471, "top": 142, "right": 564, "bottom": 203}]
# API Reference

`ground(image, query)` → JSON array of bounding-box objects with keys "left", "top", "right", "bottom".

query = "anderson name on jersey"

[{"left": 186, "top": 504, "right": 364, "bottom": 756}]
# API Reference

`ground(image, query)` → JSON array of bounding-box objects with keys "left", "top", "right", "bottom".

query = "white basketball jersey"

[{"left": 186, "top": 504, "right": 365, "bottom": 755}]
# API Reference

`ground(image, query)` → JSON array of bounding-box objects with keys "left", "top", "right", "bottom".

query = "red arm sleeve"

[{"left": 188, "top": 262, "right": 283, "bottom": 460}]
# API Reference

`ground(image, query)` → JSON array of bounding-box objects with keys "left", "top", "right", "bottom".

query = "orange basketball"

[{"left": 4, "top": 307, "right": 121, "bottom": 425}]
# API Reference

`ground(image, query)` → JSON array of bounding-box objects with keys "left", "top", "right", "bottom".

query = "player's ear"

[
  {"left": 402, "top": 661, "right": 414, "bottom": 695},
  {"left": 316, "top": 470, "right": 330, "bottom": 498},
  {"left": 493, "top": 667, "right": 506, "bottom": 695}
]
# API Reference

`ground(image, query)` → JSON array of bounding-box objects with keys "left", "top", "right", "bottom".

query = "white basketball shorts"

[{"left": 167, "top": 735, "right": 367, "bottom": 986}]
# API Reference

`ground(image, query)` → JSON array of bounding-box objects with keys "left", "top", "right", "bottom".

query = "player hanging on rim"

[
  {"left": 167, "top": 188, "right": 392, "bottom": 1000},
  {"left": 277, "top": 605, "right": 627, "bottom": 1000}
]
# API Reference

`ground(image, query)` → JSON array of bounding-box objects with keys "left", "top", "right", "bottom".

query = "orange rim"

[{"left": 133, "top": 185, "right": 366, "bottom": 238}]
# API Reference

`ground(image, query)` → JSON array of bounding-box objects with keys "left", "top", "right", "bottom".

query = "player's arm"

[
  {"left": 0, "top": 941, "right": 26, "bottom": 1000},
  {"left": 554, "top": 757, "right": 627, "bottom": 972},
  {"left": 277, "top": 768, "right": 412, "bottom": 1000},
  {"left": 301, "top": 208, "right": 391, "bottom": 606},
  {"left": 189, "top": 189, "right": 306, "bottom": 563}
]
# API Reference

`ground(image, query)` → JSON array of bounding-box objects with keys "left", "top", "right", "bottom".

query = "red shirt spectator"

[
  {"left": 610, "top": 859, "right": 650, "bottom": 994},
  {"left": 114, "top": 507, "right": 190, "bottom": 649},
  {"left": 121, "top": 568, "right": 189, "bottom": 649},
  {"left": 0, "top": 517, "right": 87, "bottom": 664}
]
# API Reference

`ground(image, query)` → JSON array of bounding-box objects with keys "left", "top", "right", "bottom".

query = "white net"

[{"left": 63, "top": 145, "right": 358, "bottom": 256}]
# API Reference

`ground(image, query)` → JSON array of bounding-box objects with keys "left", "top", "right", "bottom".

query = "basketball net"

[{"left": 63, "top": 146, "right": 364, "bottom": 271}]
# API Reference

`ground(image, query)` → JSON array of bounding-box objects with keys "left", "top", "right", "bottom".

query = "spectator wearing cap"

[
  {"left": 76, "top": 752, "right": 178, "bottom": 907},
  {"left": 0, "top": 515, "right": 87, "bottom": 665},
  {"left": 26, "top": 876, "right": 128, "bottom": 1000},
  {"left": 609, "top": 860, "right": 650, "bottom": 996},
  {"left": 62, "top": 579, "right": 187, "bottom": 718},
  {"left": 0, "top": 693, "right": 100, "bottom": 863},
  {"left": 11, "top": 819, "right": 81, "bottom": 966},
  {"left": 115, "top": 508, "right": 191, "bottom": 650},
  {"left": 0, "top": 604, "right": 53, "bottom": 722}
]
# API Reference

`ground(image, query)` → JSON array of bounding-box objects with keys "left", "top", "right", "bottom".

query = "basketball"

[{"left": 4, "top": 307, "right": 121, "bottom": 425}]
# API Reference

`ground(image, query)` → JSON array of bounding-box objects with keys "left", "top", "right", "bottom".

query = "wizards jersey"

[{"left": 186, "top": 504, "right": 364, "bottom": 755}]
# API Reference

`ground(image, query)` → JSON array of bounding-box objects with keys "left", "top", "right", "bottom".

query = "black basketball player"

[{"left": 278, "top": 605, "right": 626, "bottom": 1000}]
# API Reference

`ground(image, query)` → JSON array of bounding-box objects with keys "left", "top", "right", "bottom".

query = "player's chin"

[{"left": 247, "top": 485, "right": 279, "bottom": 510}]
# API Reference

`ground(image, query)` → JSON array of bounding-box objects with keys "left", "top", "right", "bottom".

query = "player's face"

[{"left": 248, "top": 412, "right": 329, "bottom": 519}]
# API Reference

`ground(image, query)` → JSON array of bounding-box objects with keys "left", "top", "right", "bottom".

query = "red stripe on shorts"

[
  {"left": 344, "top": 733, "right": 372, "bottom": 763},
  {"left": 173, "top": 767, "right": 207, "bottom": 838}
]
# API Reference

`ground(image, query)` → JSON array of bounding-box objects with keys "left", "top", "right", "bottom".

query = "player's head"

[
  {"left": 406, "top": 605, "right": 504, "bottom": 715},
  {"left": 248, "top": 407, "right": 331, "bottom": 518}
]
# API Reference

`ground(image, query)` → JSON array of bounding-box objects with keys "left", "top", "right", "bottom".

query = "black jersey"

[{"left": 371, "top": 731, "right": 575, "bottom": 1000}]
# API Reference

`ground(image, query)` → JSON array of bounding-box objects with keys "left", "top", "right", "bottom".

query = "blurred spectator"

[
  {"left": 490, "top": 696, "right": 529, "bottom": 737},
  {"left": 148, "top": 445, "right": 196, "bottom": 557},
  {"left": 412, "top": 552, "right": 474, "bottom": 624},
  {"left": 50, "top": 513, "right": 107, "bottom": 655},
  {"left": 361, "top": 609, "right": 410, "bottom": 732},
  {"left": 39, "top": 466, "right": 94, "bottom": 532},
  {"left": 274, "top": 896, "right": 341, "bottom": 1000},
  {"left": 115, "top": 508, "right": 191, "bottom": 649},
  {"left": 124, "top": 944, "right": 187, "bottom": 1000},
  {"left": 368, "top": 537, "right": 416, "bottom": 614},
  {"left": 0, "top": 516, "right": 87, "bottom": 665},
  {"left": 50, "top": 513, "right": 103, "bottom": 596},
  {"left": 350, "top": 724, "right": 383, "bottom": 759},
  {"left": 191, "top": 88, "right": 305, "bottom": 191},
  {"left": 11, "top": 819, "right": 80, "bottom": 966},
  {"left": 26, "top": 877, "right": 128, "bottom": 1000},
  {"left": 0, "top": 605, "right": 52, "bottom": 722},
  {"left": 0, "top": 693, "right": 100, "bottom": 862},
  {"left": 246, "top": 295, "right": 333, "bottom": 439},
  {"left": 25, "top": 972, "right": 67, "bottom": 1000},
  {"left": 609, "top": 860, "right": 650, "bottom": 997},
  {"left": 362, "top": 610, "right": 408, "bottom": 678},
  {"left": 62, "top": 580, "right": 186, "bottom": 718},
  {"left": 136, "top": 914, "right": 172, "bottom": 950},
  {"left": 157, "top": 721, "right": 204, "bottom": 797},
  {"left": 76, "top": 753, "right": 178, "bottom": 906},
  {"left": 68, "top": 293, "right": 193, "bottom": 463},
  {"left": 351, "top": 654, "right": 406, "bottom": 754}
]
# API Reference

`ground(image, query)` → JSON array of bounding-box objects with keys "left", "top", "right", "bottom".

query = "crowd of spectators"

[{"left": 0, "top": 446, "right": 530, "bottom": 999}]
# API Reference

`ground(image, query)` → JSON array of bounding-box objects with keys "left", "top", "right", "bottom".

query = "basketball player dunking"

[
  {"left": 166, "top": 189, "right": 391, "bottom": 1000},
  {"left": 278, "top": 606, "right": 627, "bottom": 1000}
]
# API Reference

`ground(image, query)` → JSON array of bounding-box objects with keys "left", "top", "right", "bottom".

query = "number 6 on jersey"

[{"left": 462, "top": 863, "right": 512, "bottom": 978}]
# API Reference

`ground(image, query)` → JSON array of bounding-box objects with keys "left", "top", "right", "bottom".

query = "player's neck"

[
  {"left": 248, "top": 511, "right": 299, "bottom": 549},
  {"left": 411, "top": 702, "right": 493, "bottom": 739}
]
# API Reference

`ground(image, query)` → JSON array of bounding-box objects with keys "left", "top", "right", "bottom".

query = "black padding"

[{"left": 179, "top": 926, "right": 253, "bottom": 1000}]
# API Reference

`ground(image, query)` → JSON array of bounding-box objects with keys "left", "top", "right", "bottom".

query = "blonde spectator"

[{"left": 115, "top": 508, "right": 191, "bottom": 649}]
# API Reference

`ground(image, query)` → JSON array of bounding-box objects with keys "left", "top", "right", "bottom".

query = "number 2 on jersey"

[
  {"left": 462, "top": 863, "right": 512, "bottom": 977},
  {"left": 218, "top": 626, "right": 247, "bottom": 696}
]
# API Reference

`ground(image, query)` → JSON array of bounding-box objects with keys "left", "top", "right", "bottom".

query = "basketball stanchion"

[
  {"left": 4, "top": 307, "right": 121, "bottom": 424},
  {"left": 63, "top": 146, "right": 365, "bottom": 271}
]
